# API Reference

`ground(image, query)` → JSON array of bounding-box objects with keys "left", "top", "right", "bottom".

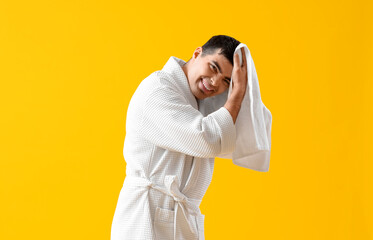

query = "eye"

[
  {"left": 225, "top": 79, "right": 230, "bottom": 85},
  {"left": 210, "top": 64, "right": 217, "bottom": 72}
]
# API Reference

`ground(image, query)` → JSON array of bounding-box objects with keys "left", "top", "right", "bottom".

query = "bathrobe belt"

[{"left": 125, "top": 175, "right": 202, "bottom": 239}]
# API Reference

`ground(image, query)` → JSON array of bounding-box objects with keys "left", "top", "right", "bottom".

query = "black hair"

[{"left": 200, "top": 35, "right": 241, "bottom": 66}]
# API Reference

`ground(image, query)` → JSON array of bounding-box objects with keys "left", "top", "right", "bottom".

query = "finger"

[
  {"left": 233, "top": 52, "right": 239, "bottom": 68},
  {"left": 240, "top": 48, "right": 246, "bottom": 67}
]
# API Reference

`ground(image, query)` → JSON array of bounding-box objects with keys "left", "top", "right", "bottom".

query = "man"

[{"left": 111, "top": 35, "right": 247, "bottom": 240}]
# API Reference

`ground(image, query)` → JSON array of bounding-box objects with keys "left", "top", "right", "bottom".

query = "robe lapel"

[{"left": 161, "top": 56, "right": 199, "bottom": 110}]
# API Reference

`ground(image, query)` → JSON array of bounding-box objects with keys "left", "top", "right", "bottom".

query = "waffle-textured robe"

[{"left": 111, "top": 56, "right": 236, "bottom": 240}]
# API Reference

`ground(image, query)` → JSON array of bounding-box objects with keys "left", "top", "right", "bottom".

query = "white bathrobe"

[{"left": 111, "top": 56, "right": 236, "bottom": 240}]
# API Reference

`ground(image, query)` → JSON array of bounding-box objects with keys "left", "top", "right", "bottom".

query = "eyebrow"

[{"left": 211, "top": 60, "right": 231, "bottom": 82}]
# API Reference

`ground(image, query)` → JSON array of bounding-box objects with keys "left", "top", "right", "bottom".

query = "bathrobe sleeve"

[{"left": 139, "top": 85, "right": 236, "bottom": 158}]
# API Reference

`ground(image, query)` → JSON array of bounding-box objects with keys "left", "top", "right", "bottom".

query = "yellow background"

[{"left": 1, "top": 0, "right": 372, "bottom": 239}]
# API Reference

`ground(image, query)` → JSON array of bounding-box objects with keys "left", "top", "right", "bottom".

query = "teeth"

[{"left": 202, "top": 79, "right": 212, "bottom": 91}]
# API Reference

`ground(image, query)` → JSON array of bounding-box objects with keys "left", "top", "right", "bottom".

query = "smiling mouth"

[
  {"left": 202, "top": 78, "right": 213, "bottom": 91},
  {"left": 200, "top": 78, "right": 214, "bottom": 94}
]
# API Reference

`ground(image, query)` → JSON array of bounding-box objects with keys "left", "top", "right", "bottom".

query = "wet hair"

[{"left": 200, "top": 35, "right": 241, "bottom": 66}]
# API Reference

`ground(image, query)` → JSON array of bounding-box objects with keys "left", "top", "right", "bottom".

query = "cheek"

[
  {"left": 193, "top": 74, "right": 201, "bottom": 84},
  {"left": 196, "top": 67, "right": 211, "bottom": 77},
  {"left": 218, "top": 85, "right": 229, "bottom": 94},
  {"left": 192, "top": 70, "right": 202, "bottom": 80}
]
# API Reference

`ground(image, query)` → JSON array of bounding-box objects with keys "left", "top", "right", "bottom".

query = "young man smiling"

[
  {"left": 181, "top": 38, "right": 247, "bottom": 123},
  {"left": 182, "top": 46, "right": 233, "bottom": 99},
  {"left": 111, "top": 35, "right": 247, "bottom": 240}
]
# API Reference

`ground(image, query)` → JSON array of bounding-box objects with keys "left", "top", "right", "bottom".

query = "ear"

[{"left": 193, "top": 47, "right": 203, "bottom": 59}]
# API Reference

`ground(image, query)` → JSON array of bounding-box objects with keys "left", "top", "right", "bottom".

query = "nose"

[{"left": 210, "top": 74, "right": 224, "bottom": 87}]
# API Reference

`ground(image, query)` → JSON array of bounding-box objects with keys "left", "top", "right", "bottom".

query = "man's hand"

[
  {"left": 224, "top": 48, "right": 248, "bottom": 124},
  {"left": 231, "top": 47, "right": 248, "bottom": 98}
]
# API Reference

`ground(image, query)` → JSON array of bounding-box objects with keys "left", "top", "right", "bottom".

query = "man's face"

[{"left": 182, "top": 47, "right": 233, "bottom": 100}]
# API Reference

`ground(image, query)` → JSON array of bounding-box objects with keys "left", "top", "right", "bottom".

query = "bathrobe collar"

[{"left": 161, "top": 56, "right": 199, "bottom": 110}]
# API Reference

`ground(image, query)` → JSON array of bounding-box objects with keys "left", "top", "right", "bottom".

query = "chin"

[{"left": 194, "top": 94, "right": 204, "bottom": 100}]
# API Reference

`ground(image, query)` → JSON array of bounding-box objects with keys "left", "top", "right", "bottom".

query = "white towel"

[{"left": 198, "top": 43, "right": 272, "bottom": 172}]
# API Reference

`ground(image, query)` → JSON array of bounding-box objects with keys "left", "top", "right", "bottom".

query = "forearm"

[{"left": 224, "top": 91, "right": 245, "bottom": 124}]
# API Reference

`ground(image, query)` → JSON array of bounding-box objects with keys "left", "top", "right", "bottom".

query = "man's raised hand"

[{"left": 231, "top": 47, "right": 248, "bottom": 98}]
